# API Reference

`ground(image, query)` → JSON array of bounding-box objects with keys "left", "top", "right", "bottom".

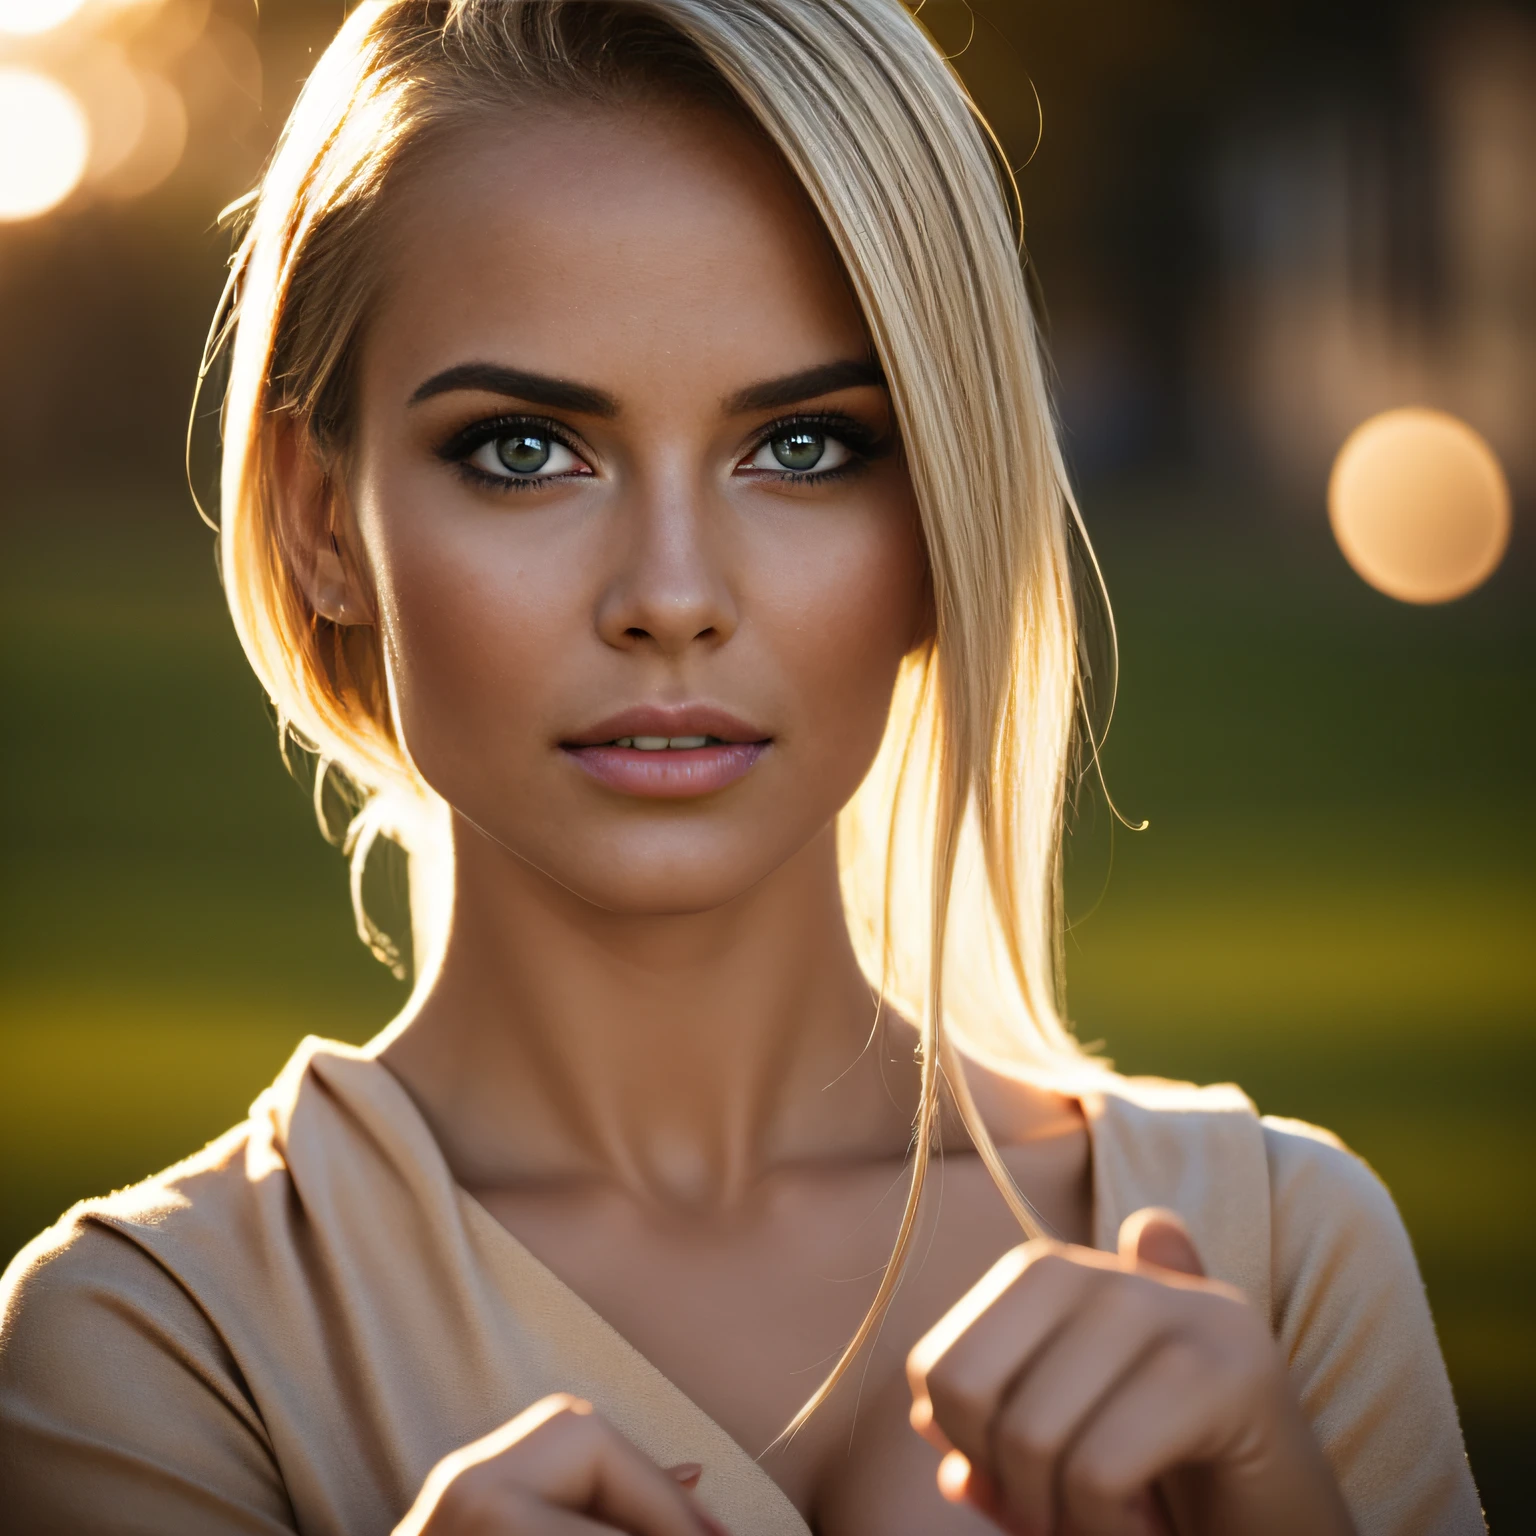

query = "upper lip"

[{"left": 562, "top": 704, "right": 770, "bottom": 748}]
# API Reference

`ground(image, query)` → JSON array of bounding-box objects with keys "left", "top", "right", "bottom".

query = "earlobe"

[
  {"left": 273, "top": 415, "right": 377, "bottom": 627},
  {"left": 311, "top": 531, "right": 373, "bottom": 626}
]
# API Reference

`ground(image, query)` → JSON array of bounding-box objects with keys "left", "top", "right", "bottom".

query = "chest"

[{"left": 472, "top": 1138, "right": 1091, "bottom": 1532}]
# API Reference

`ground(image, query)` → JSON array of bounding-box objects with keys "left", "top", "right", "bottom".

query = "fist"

[
  {"left": 394, "top": 1394, "right": 730, "bottom": 1536},
  {"left": 906, "top": 1209, "right": 1356, "bottom": 1536}
]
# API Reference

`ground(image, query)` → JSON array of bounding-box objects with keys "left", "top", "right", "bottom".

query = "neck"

[{"left": 375, "top": 815, "right": 920, "bottom": 1210}]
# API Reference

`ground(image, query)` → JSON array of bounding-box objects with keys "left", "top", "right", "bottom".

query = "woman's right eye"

[{"left": 465, "top": 430, "right": 588, "bottom": 483}]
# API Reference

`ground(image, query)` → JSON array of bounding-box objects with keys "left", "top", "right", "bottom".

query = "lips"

[
  {"left": 562, "top": 705, "right": 768, "bottom": 750},
  {"left": 561, "top": 705, "right": 770, "bottom": 798}
]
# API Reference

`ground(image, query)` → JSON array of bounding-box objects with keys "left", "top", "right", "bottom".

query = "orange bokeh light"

[
  {"left": 0, "top": 0, "right": 88, "bottom": 37},
  {"left": 0, "top": 67, "right": 90, "bottom": 221},
  {"left": 1328, "top": 408, "right": 1512, "bottom": 604}
]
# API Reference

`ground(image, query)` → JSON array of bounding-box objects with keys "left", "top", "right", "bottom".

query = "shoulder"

[
  {"left": 3, "top": 1115, "right": 284, "bottom": 1312},
  {"left": 0, "top": 1126, "right": 297, "bottom": 1532},
  {"left": 1078, "top": 1078, "right": 1484, "bottom": 1532},
  {"left": 1252, "top": 1114, "right": 1429, "bottom": 1371},
  {"left": 1258, "top": 1114, "right": 1414, "bottom": 1306},
  {"left": 0, "top": 1137, "right": 248, "bottom": 1404},
  {"left": 0, "top": 1120, "right": 273, "bottom": 1383},
  {"left": 1255, "top": 1116, "right": 1485, "bottom": 1534}
]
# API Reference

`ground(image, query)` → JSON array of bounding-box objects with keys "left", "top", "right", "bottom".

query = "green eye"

[
  {"left": 770, "top": 430, "right": 826, "bottom": 471},
  {"left": 742, "top": 425, "right": 855, "bottom": 478},
  {"left": 496, "top": 434, "right": 553, "bottom": 474}
]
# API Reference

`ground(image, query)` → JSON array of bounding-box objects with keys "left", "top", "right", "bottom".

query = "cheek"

[
  {"left": 757, "top": 491, "right": 927, "bottom": 766},
  {"left": 356, "top": 479, "right": 583, "bottom": 788}
]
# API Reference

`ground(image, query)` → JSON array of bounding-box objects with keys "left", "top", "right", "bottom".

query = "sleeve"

[
  {"left": 1261, "top": 1118, "right": 1487, "bottom": 1536},
  {"left": 0, "top": 1215, "right": 299, "bottom": 1536}
]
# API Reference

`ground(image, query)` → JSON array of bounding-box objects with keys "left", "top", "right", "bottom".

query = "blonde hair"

[{"left": 209, "top": 0, "right": 1113, "bottom": 1432}]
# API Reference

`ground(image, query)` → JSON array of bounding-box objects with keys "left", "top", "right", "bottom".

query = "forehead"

[{"left": 364, "top": 98, "right": 868, "bottom": 403}]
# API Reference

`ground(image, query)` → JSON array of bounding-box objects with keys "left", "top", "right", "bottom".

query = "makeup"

[{"left": 562, "top": 705, "right": 770, "bottom": 798}]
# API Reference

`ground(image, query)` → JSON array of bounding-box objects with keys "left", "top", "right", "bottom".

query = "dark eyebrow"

[
  {"left": 408, "top": 363, "right": 618, "bottom": 417},
  {"left": 724, "top": 358, "right": 886, "bottom": 415}
]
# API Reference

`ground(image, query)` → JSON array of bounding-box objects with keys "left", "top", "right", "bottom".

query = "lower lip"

[{"left": 563, "top": 742, "right": 769, "bottom": 798}]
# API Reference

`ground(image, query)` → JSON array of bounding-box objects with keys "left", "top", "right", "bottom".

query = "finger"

[
  {"left": 523, "top": 1410, "right": 720, "bottom": 1536},
  {"left": 409, "top": 1396, "right": 721, "bottom": 1536},
  {"left": 935, "top": 1453, "right": 1009, "bottom": 1523},
  {"left": 501, "top": 1503, "right": 730, "bottom": 1536},
  {"left": 1058, "top": 1336, "right": 1222, "bottom": 1535},
  {"left": 493, "top": 1499, "right": 649, "bottom": 1535},
  {"left": 989, "top": 1275, "right": 1187, "bottom": 1532},
  {"left": 908, "top": 1241, "right": 1123, "bottom": 1467},
  {"left": 1118, "top": 1208, "right": 1204, "bottom": 1279},
  {"left": 665, "top": 1464, "right": 703, "bottom": 1491}
]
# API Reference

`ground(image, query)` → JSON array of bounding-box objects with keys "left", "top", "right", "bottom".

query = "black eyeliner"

[
  {"left": 436, "top": 412, "right": 593, "bottom": 495},
  {"left": 751, "top": 409, "right": 891, "bottom": 460},
  {"left": 435, "top": 412, "right": 581, "bottom": 463},
  {"left": 740, "top": 410, "right": 891, "bottom": 486}
]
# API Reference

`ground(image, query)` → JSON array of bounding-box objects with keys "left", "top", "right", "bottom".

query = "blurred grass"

[{"left": 2, "top": 485, "right": 1531, "bottom": 1519}]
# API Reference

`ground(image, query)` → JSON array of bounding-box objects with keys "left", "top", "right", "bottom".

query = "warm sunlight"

[
  {"left": 0, "top": 67, "right": 90, "bottom": 221},
  {"left": 0, "top": 0, "right": 88, "bottom": 36},
  {"left": 1328, "top": 407, "right": 1512, "bottom": 604}
]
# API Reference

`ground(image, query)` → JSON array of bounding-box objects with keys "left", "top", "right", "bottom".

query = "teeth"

[{"left": 609, "top": 735, "right": 718, "bottom": 750}]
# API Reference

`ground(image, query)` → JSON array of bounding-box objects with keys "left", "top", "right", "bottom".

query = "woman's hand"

[
  {"left": 394, "top": 1394, "right": 730, "bottom": 1536},
  {"left": 906, "top": 1209, "right": 1357, "bottom": 1536}
]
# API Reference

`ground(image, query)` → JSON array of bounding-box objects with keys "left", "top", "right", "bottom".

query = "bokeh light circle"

[
  {"left": 1328, "top": 408, "right": 1512, "bottom": 605},
  {"left": 0, "top": 0, "right": 88, "bottom": 36},
  {"left": 0, "top": 68, "right": 90, "bottom": 221}
]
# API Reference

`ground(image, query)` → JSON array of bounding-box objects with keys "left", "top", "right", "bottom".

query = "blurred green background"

[{"left": 1, "top": 0, "right": 1531, "bottom": 1527}]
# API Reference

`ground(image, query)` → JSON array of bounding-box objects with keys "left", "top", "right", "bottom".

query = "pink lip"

[{"left": 561, "top": 704, "right": 771, "bottom": 799}]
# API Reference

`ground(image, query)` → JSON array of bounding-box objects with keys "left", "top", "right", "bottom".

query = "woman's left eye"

[
  {"left": 467, "top": 431, "right": 586, "bottom": 481},
  {"left": 743, "top": 428, "right": 853, "bottom": 476}
]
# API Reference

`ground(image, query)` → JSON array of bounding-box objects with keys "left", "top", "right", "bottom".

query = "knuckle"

[
  {"left": 1108, "top": 1274, "right": 1161, "bottom": 1323},
  {"left": 535, "top": 1396, "right": 601, "bottom": 1442},
  {"left": 924, "top": 1360, "right": 987, "bottom": 1425},
  {"left": 996, "top": 1409, "right": 1067, "bottom": 1467},
  {"left": 1023, "top": 1244, "right": 1072, "bottom": 1283},
  {"left": 1062, "top": 1447, "right": 1136, "bottom": 1512},
  {"left": 432, "top": 1464, "right": 505, "bottom": 1530},
  {"left": 1161, "top": 1334, "right": 1210, "bottom": 1390}
]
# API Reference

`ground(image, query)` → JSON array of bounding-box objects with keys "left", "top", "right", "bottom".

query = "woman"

[{"left": 0, "top": 3, "right": 1483, "bottom": 1533}]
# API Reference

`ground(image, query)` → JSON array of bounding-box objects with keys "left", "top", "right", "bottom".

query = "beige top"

[{"left": 0, "top": 1037, "right": 1484, "bottom": 1535}]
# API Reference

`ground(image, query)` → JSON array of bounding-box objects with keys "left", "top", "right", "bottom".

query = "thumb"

[{"left": 1118, "top": 1206, "right": 1205, "bottom": 1278}]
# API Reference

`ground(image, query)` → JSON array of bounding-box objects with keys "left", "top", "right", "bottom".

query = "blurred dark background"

[{"left": 1, "top": 0, "right": 1531, "bottom": 1523}]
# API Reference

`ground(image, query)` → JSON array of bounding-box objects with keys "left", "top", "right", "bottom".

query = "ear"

[{"left": 272, "top": 414, "right": 377, "bottom": 627}]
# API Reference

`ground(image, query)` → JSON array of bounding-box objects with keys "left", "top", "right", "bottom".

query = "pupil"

[
  {"left": 497, "top": 434, "right": 552, "bottom": 474},
  {"left": 771, "top": 431, "right": 825, "bottom": 472}
]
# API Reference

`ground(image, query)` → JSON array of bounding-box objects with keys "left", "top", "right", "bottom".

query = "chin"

[{"left": 542, "top": 843, "right": 786, "bottom": 918}]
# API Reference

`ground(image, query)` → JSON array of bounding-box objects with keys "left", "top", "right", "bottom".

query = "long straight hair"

[{"left": 209, "top": 0, "right": 1113, "bottom": 1433}]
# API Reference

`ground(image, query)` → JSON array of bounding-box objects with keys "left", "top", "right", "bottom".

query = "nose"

[{"left": 594, "top": 470, "right": 739, "bottom": 655}]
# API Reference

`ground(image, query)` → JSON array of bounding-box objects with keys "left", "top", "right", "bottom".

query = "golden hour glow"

[
  {"left": 0, "top": 68, "right": 90, "bottom": 221},
  {"left": 1329, "top": 408, "right": 1512, "bottom": 604},
  {"left": 100, "top": 70, "right": 185, "bottom": 198},
  {"left": 0, "top": 0, "right": 88, "bottom": 35}
]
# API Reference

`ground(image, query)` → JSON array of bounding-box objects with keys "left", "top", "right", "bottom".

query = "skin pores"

[{"left": 340, "top": 98, "right": 929, "bottom": 919}]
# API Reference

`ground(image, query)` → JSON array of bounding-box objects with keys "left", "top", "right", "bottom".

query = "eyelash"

[
  {"left": 746, "top": 411, "right": 886, "bottom": 485},
  {"left": 436, "top": 410, "right": 887, "bottom": 494},
  {"left": 437, "top": 413, "right": 587, "bottom": 494}
]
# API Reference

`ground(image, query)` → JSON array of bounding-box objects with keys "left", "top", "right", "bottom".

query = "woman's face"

[{"left": 343, "top": 97, "right": 927, "bottom": 915}]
